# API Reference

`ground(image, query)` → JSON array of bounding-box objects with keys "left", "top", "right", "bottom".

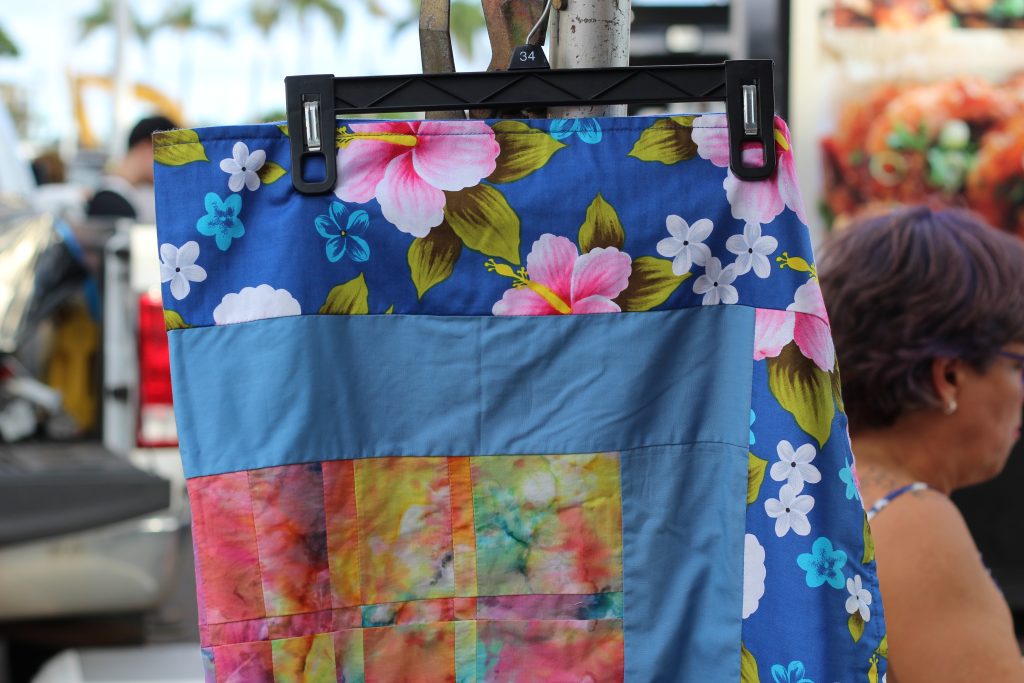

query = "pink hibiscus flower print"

[
  {"left": 691, "top": 114, "right": 809, "bottom": 227},
  {"left": 489, "top": 234, "right": 632, "bottom": 315},
  {"left": 753, "top": 279, "right": 835, "bottom": 372},
  {"left": 334, "top": 120, "right": 500, "bottom": 237}
]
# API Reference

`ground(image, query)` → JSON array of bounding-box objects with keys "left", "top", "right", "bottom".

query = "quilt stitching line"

[
  {"left": 154, "top": 120, "right": 733, "bottom": 149},
  {"left": 200, "top": 616, "right": 627, "bottom": 651},
  {"left": 165, "top": 303, "right": 831, "bottom": 342},
  {"left": 201, "top": 591, "right": 628, "bottom": 628},
  {"left": 185, "top": 440, "right": 752, "bottom": 481},
  {"left": 245, "top": 469, "right": 272, "bottom": 623}
]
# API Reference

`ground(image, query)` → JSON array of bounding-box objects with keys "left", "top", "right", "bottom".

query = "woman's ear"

[{"left": 930, "top": 357, "right": 960, "bottom": 414}]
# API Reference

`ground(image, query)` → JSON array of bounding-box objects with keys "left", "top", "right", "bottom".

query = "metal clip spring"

[
  {"left": 742, "top": 84, "right": 758, "bottom": 136},
  {"left": 303, "top": 99, "right": 321, "bottom": 152}
]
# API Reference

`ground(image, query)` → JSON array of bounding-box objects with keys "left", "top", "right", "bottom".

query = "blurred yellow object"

[
  {"left": 71, "top": 73, "right": 185, "bottom": 149},
  {"left": 47, "top": 302, "right": 99, "bottom": 431}
]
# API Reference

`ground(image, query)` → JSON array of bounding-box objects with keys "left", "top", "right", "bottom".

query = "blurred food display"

[
  {"left": 822, "top": 75, "right": 1024, "bottom": 236},
  {"left": 834, "top": 0, "right": 1024, "bottom": 29}
]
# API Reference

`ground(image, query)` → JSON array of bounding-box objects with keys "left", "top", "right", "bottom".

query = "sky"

[{"left": 0, "top": 0, "right": 490, "bottom": 149}]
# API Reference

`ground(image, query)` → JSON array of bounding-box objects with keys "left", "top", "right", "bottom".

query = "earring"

[{"left": 945, "top": 398, "right": 958, "bottom": 415}]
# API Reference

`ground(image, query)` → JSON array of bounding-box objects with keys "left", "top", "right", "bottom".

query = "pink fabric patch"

[
  {"left": 363, "top": 623, "right": 457, "bottom": 683},
  {"left": 212, "top": 641, "right": 274, "bottom": 683},
  {"left": 249, "top": 465, "right": 332, "bottom": 617},
  {"left": 572, "top": 247, "right": 632, "bottom": 304},
  {"left": 793, "top": 313, "right": 836, "bottom": 372},
  {"left": 375, "top": 153, "right": 446, "bottom": 238},
  {"left": 492, "top": 287, "right": 562, "bottom": 316},
  {"left": 479, "top": 619, "right": 624, "bottom": 683},
  {"left": 754, "top": 281, "right": 836, "bottom": 371},
  {"left": 414, "top": 121, "right": 500, "bottom": 191},
  {"left": 493, "top": 235, "right": 632, "bottom": 316},
  {"left": 526, "top": 234, "right": 577, "bottom": 304},
  {"left": 188, "top": 473, "right": 266, "bottom": 625},
  {"left": 753, "top": 308, "right": 795, "bottom": 361},
  {"left": 333, "top": 119, "right": 498, "bottom": 237},
  {"left": 335, "top": 122, "right": 412, "bottom": 204}
]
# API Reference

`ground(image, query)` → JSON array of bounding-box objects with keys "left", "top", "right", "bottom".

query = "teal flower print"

[
  {"left": 550, "top": 117, "right": 602, "bottom": 144},
  {"left": 196, "top": 192, "right": 244, "bottom": 251},
  {"left": 749, "top": 409, "right": 756, "bottom": 446},
  {"left": 315, "top": 201, "right": 370, "bottom": 263},
  {"left": 796, "top": 537, "right": 847, "bottom": 589},
  {"left": 771, "top": 660, "right": 813, "bottom": 683},
  {"left": 839, "top": 458, "right": 860, "bottom": 501}
]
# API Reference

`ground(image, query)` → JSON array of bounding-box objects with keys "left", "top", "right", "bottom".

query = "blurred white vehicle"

[{"left": 0, "top": 99, "right": 195, "bottom": 680}]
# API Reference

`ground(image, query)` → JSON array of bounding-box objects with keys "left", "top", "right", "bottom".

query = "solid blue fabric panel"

[
  {"left": 621, "top": 442, "right": 748, "bottom": 682},
  {"left": 168, "top": 305, "right": 754, "bottom": 478}
]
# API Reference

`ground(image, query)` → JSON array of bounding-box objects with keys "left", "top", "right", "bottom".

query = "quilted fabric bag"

[{"left": 153, "top": 113, "right": 888, "bottom": 682}]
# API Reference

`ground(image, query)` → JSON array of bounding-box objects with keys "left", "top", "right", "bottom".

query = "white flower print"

[
  {"left": 726, "top": 222, "right": 778, "bottom": 278},
  {"left": 845, "top": 574, "right": 872, "bottom": 622},
  {"left": 158, "top": 241, "right": 207, "bottom": 301},
  {"left": 656, "top": 215, "right": 712, "bottom": 276},
  {"left": 693, "top": 257, "right": 738, "bottom": 305},
  {"left": 770, "top": 440, "right": 822, "bottom": 490},
  {"left": 764, "top": 482, "right": 814, "bottom": 537},
  {"left": 219, "top": 141, "right": 266, "bottom": 192},
  {"left": 213, "top": 284, "right": 301, "bottom": 325},
  {"left": 743, "top": 533, "right": 766, "bottom": 619}
]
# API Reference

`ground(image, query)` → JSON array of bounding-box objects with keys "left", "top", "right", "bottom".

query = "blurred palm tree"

[
  {"left": 248, "top": 1, "right": 282, "bottom": 118},
  {"left": 245, "top": 0, "right": 346, "bottom": 116},
  {"left": 390, "top": 0, "right": 486, "bottom": 61},
  {"left": 250, "top": 1, "right": 282, "bottom": 39},
  {"left": 150, "top": 2, "right": 227, "bottom": 112},
  {"left": 248, "top": 0, "right": 346, "bottom": 45},
  {"left": 284, "top": 0, "right": 347, "bottom": 37},
  {"left": 79, "top": 0, "right": 153, "bottom": 44},
  {"left": 0, "top": 23, "right": 19, "bottom": 56},
  {"left": 154, "top": 3, "right": 227, "bottom": 39}
]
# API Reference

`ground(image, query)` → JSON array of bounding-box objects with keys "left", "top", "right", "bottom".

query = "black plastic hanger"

[{"left": 285, "top": 59, "right": 776, "bottom": 194}]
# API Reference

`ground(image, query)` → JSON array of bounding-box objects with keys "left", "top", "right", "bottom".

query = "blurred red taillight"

[{"left": 136, "top": 292, "right": 177, "bottom": 447}]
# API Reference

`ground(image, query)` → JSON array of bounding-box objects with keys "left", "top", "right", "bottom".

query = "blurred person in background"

[
  {"left": 819, "top": 206, "right": 1024, "bottom": 683},
  {"left": 31, "top": 149, "right": 66, "bottom": 185},
  {"left": 86, "top": 115, "right": 177, "bottom": 223}
]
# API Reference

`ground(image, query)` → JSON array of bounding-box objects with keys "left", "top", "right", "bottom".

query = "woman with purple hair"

[{"left": 820, "top": 206, "right": 1024, "bottom": 683}]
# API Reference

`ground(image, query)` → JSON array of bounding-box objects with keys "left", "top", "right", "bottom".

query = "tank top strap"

[{"left": 866, "top": 481, "right": 932, "bottom": 521}]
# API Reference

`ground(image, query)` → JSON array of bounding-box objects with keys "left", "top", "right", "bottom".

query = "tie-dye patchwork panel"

[
  {"left": 154, "top": 114, "right": 887, "bottom": 681},
  {"left": 192, "top": 454, "right": 626, "bottom": 682}
]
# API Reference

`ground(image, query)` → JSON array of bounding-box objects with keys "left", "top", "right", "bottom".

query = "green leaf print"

[
  {"left": 615, "top": 256, "right": 691, "bottom": 312},
  {"left": 848, "top": 612, "right": 865, "bottom": 643},
  {"left": 445, "top": 184, "right": 521, "bottom": 265},
  {"left": 747, "top": 453, "right": 768, "bottom": 505},
  {"left": 487, "top": 120, "right": 567, "bottom": 184},
  {"left": 767, "top": 342, "right": 835, "bottom": 447},
  {"left": 319, "top": 273, "right": 370, "bottom": 315},
  {"left": 163, "top": 309, "right": 191, "bottom": 331},
  {"left": 627, "top": 117, "right": 698, "bottom": 165},
  {"left": 153, "top": 129, "right": 209, "bottom": 166},
  {"left": 578, "top": 193, "right": 626, "bottom": 253},
  {"left": 256, "top": 161, "right": 287, "bottom": 185},
  {"left": 863, "top": 514, "right": 876, "bottom": 564},
  {"left": 740, "top": 642, "right": 761, "bottom": 683},
  {"left": 408, "top": 221, "right": 462, "bottom": 299},
  {"left": 830, "top": 357, "right": 846, "bottom": 414}
]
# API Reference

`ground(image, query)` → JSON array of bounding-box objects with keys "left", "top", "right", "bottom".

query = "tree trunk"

[
  {"left": 419, "top": 0, "right": 632, "bottom": 120},
  {"left": 548, "top": 0, "right": 631, "bottom": 118},
  {"left": 420, "top": 0, "right": 466, "bottom": 119},
  {"left": 480, "top": 0, "right": 548, "bottom": 71},
  {"left": 111, "top": 0, "right": 132, "bottom": 157}
]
